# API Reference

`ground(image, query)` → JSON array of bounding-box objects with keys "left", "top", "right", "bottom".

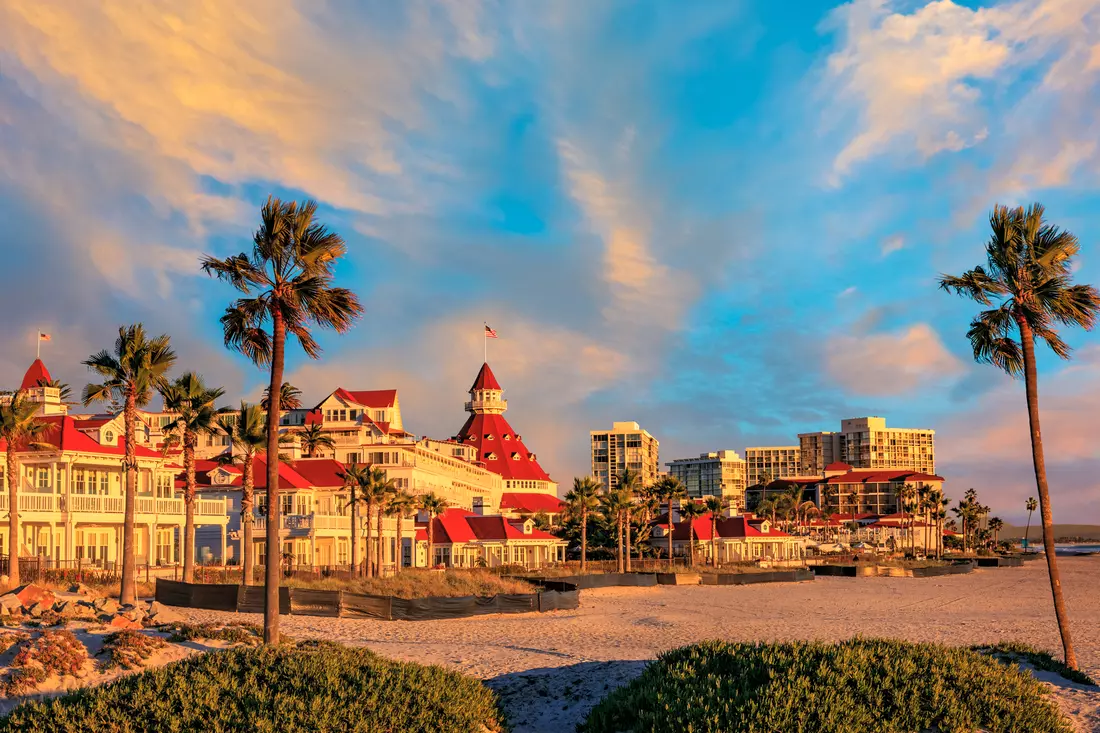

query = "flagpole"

[
  {"left": 483, "top": 323, "right": 487, "bottom": 364},
  {"left": 36, "top": 329, "right": 40, "bottom": 360}
]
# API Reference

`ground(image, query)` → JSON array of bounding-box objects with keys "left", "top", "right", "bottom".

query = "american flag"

[
  {"left": 484, "top": 325, "right": 498, "bottom": 339},
  {"left": 38, "top": 333, "right": 51, "bottom": 342}
]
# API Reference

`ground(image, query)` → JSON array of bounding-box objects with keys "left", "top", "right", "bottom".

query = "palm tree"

[
  {"left": 203, "top": 196, "right": 363, "bottom": 644},
  {"left": 160, "top": 373, "right": 225, "bottom": 583},
  {"left": 297, "top": 424, "right": 335, "bottom": 458},
  {"left": 338, "top": 463, "right": 370, "bottom": 576},
  {"left": 678, "top": 501, "right": 705, "bottom": 567},
  {"left": 704, "top": 496, "right": 724, "bottom": 568},
  {"left": 565, "top": 477, "right": 601, "bottom": 571},
  {"left": 653, "top": 476, "right": 686, "bottom": 564},
  {"left": 940, "top": 203, "right": 1099, "bottom": 669},
  {"left": 617, "top": 469, "right": 641, "bottom": 572},
  {"left": 83, "top": 325, "right": 176, "bottom": 605},
  {"left": 365, "top": 467, "right": 398, "bottom": 576},
  {"left": 418, "top": 493, "right": 447, "bottom": 568},
  {"left": 988, "top": 517, "right": 1004, "bottom": 549},
  {"left": 386, "top": 491, "right": 416, "bottom": 573},
  {"left": 219, "top": 402, "right": 268, "bottom": 584},
  {"left": 599, "top": 489, "right": 631, "bottom": 573},
  {"left": 0, "top": 392, "right": 50, "bottom": 587},
  {"left": 1024, "top": 497, "right": 1038, "bottom": 552},
  {"left": 261, "top": 382, "right": 302, "bottom": 412}
]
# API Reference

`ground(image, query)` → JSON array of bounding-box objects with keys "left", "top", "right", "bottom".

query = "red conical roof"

[
  {"left": 19, "top": 359, "right": 52, "bottom": 391},
  {"left": 470, "top": 362, "right": 502, "bottom": 391},
  {"left": 454, "top": 412, "right": 551, "bottom": 482}
]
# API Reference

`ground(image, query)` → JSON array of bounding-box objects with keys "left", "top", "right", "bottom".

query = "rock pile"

[{"left": 0, "top": 584, "right": 184, "bottom": 628}]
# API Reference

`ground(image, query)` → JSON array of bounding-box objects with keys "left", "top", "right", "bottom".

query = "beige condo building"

[
  {"left": 744, "top": 446, "right": 801, "bottom": 486},
  {"left": 666, "top": 451, "right": 748, "bottom": 512},
  {"left": 591, "top": 422, "right": 659, "bottom": 490},
  {"left": 839, "top": 417, "right": 935, "bottom": 474}
]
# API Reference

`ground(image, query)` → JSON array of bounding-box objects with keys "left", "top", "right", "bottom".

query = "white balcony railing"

[
  {"left": 252, "top": 513, "right": 350, "bottom": 532},
  {"left": 197, "top": 499, "right": 226, "bottom": 516},
  {"left": 0, "top": 492, "right": 223, "bottom": 521},
  {"left": 0, "top": 494, "right": 58, "bottom": 513}
]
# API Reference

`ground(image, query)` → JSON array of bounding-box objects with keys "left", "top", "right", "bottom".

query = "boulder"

[
  {"left": 10, "top": 584, "right": 54, "bottom": 609},
  {"left": 68, "top": 583, "right": 94, "bottom": 596},
  {"left": 55, "top": 601, "right": 96, "bottom": 620},
  {"left": 108, "top": 615, "right": 143, "bottom": 631},
  {"left": 27, "top": 602, "right": 49, "bottom": 619},
  {"left": 93, "top": 597, "right": 120, "bottom": 615},
  {"left": 145, "top": 601, "right": 184, "bottom": 625},
  {"left": 120, "top": 605, "right": 146, "bottom": 623},
  {"left": 0, "top": 594, "right": 23, "bottom": 614}
]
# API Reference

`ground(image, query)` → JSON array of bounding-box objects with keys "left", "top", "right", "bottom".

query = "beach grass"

[
  {"left": 974, "top": 641, "right": 1097, "bottom": 686},
  {"left": 285, "top": 568, "right": 536, "bottom": 599},
  {"left": 0, "top": 642, "right": 506, "bottom": 732},
  {"left": 581, "top": 638, "right": 1073, "bottom": 733}
]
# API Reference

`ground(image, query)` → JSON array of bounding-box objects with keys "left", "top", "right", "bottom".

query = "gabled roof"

[
  {"left": 330, "top": 389, "right": 398, "bottom": 409},
  {"left": 824, "top": 461, "right": 853, "bottom": 472},
  {"left": 469, "top": 363, "right": 502, "bottom": 391},
  {"left": 19, "top": 359, "right": 52, "bottom": 391},
  {"left": 0, "top": 415, "right": 161, "bottom": 458},
  {"left": 499, "top": 492, "right": 564, "bottom": 514},
  {"left": 669, "top": 515, "right": 793, "bottom": 541},
  {"left": 286, "top": 458, "right": 347, "bottom": 488},
  {"left": 823, "top": 470, "right": 943, "bottom": 484},
  {"left": 415, "top": 509, "right": 560, "bottom": 543}
]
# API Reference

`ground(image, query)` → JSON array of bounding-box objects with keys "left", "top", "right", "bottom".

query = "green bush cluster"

[
  {"left": 581, "top": 638, "right": 1072, "bottom": 733},
  {"left": 98, "top": 631, "right": 167, "bottom": 671},
  {"left": 160, "top": 622, "right": 264, "bottom": 646},
  {"left": 974, "top": 641, "right": 1097, "bottom": 687},
  {"left": 0, "top": 642, "right": 506, "bottom": 732}
]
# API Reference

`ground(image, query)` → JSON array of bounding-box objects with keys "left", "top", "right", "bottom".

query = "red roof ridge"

[
  {"left": 470, "top": 363, "right": 502, "bottom": 391},
  {"left": 19, "top": 359, "right": 52, "bottom": 391}
]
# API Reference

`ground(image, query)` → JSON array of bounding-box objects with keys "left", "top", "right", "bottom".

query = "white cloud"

[
  {"left": 839, "top": 286, "right": 858, "bottom": 298},
  {"left": 826, "top": 322, "right": 965, "bottom": 397},
  {"left": 881, "top": 234, "right": 905, "bottom": 256}
]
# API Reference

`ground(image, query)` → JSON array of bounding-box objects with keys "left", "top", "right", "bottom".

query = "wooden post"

[
  {"left": 77, "top": 556, "right": 83, "bottom": 583},
  {"left": 145, "top": 562, "right": 150, "bottom": 585}
]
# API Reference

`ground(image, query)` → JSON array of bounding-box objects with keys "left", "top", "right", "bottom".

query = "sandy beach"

[{"left": 170, "top": 557, "right": 1100, "bottom": 732}]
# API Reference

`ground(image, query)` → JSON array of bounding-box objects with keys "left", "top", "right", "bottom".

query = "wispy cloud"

[{"left": 826, "top": 323, "right": 965, "bottom": 397}]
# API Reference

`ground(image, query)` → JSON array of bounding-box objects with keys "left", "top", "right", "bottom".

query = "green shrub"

[
  {"left": 4, "top": 630, "right": 88, "bottom": 696},
  {"left": 581, "top": 638, "right": 1072, "bottom": 733},
  {"left": 159, "top": 622, "right": 264, "bottom": 646},
  {"left": 0, "top": 643, "right": 506, "bottom": 732},
  {"left": 974, "top": 641, "right": 1097, "bottom": 686},
  {"left": 97, "top": 631, "right": 167, "bottom": 671}
]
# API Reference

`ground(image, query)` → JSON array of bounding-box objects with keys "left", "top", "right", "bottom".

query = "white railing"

[
  {"left": 330, "top": 434, "right": 362, "bottom": 446},
  {"left": 135, "top": 497, "right": 185, "bottom": 515},
  {"left": 19, "top": 494, "right": 57, "bottom": 512},
  {"left": 197, "top": 498, "right": 226, "bottom": 516},
  {"left": 312, "top": 514, "right": 350, "bottom": 530}
]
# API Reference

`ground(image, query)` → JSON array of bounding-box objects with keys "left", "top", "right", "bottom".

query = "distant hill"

[{"left": 1001, "top": 524, "right": 1100, "bottom": 541}]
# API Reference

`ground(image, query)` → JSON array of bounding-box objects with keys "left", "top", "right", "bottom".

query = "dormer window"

[
  {"left": 523, "top": 520, "right": 533, "bottom": 535},
  {"left": 760, "top": 520, "right": 770, "bottom": 533},
  {"left": 104, "top": 430, "right": 115, "bottom": 443},
  {"left": 529, "top": 453, "right": 537, "bottom": 461},
  {"left": 483, "top": 433, "right": 494, "bottom": 440},
  {"left": 511, "top": 452, "right": 520, "bottom": 460},
  {"left": 503, "top": 434, "right": 511, "bottom": 440},
  {"left": 485, "top": 452, "right": 497, "bottom": 460}
]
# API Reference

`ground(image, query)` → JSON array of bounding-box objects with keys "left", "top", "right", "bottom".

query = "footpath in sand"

[{"left": 180, "top": 557, "right": 1100, "bottom": 732}]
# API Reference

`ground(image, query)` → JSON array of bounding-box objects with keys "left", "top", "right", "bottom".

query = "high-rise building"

[
  {"left": 839, "top": 417, "right": 935, "bottom": 474},
  {"left": 798, "top": 431, "right": 842, "bottom": 475},
  {"left": 744, "top": 446, "right": 801, "bottom": 486},
  {"left": 591, "top": 422, "right": 659, "bottom": 490},
  {"left": 666, "top": 451, "right": 748, "bottom": 512}
]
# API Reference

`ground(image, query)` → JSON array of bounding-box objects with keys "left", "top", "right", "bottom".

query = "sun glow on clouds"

[{"left": 826, "top": 323, "right": 965, "bottom": 397}]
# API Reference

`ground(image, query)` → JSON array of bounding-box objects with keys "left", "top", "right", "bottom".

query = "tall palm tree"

[
  {"left": 386, "top": 491, "right": 416, "bottom": 573},
  {"left": 219, "top": 402, "right": 268, "bottom": 585},
  {"left": 83, "top": 325, "right": 176, "bottom": 605},
  {"left": 940, "top": 203, "right": 1099, "bottom": 669},
  {"left": 364, "top": 466, "right": 398, "bottom": 576},
  {"left": 565, "top": 477, "right": 601, "bottom": 571},
  {"left": 617, "top": 469, "right": 641, "bottom": 572},
  {"left": 653, "top": 476, "right": 687, "bottom": 564},
  {"left": 418, "top": 493, "right": 447, "bottom": 568},
  {"left": 261, "top": 382, "right": 302, "bottom": 412},
  {"left": 678, "top": 501, "right": 705, "bottom": 567},
  {"left": 704, "top": 496, "right": 724, "bottom": 568},
  {"left": 297, "top": 424, "right": 335, "bottom": 458},
  {"left": 160, "top": 373, "right": 225, "bottom": 583},
  {"left": 599, "top": 489, "right": 631, "bottom": 573},
  {"left": 0, "top": 392, "right": 50, "bottom": 587},
  {"left": 203, "top": 196, "right": 363, "bottom": 644},
  {"left": 988, "top": 517, "right": 1004, "bottom": 548},
  {"left": 1024, "top": 497, "right": 1038, "bottom": 552},
  {"left": 338, "top": 463, "right": 370, "bottom": 576}
]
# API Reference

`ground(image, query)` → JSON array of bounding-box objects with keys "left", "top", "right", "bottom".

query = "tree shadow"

[{"left": 486, "top": 660, "right": 647, "bottom": 733}]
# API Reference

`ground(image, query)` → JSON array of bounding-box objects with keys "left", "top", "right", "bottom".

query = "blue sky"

[{"left": 2, "top": 0, "right": 1099, "bottom": 522}]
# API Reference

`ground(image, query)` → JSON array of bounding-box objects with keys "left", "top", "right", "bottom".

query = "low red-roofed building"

[
  {"left": 651, "top": 514, "right": 806, "bottom": 564},
  {"left": 414, "top": 508, "right": 566, "bottom": 568},
  {"left": 498, "top": 492, "right": 565, "bottom": 523}
]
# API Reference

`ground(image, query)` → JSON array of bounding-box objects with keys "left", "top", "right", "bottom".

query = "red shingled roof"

[
  {"left": 454, "top": 412, "right": 551, "bottom": 481},
  {"left": 331, "top": 389, "right": 397, "bottom": 409},
  {"left": 470, "top": 363, "right": 502, "bottom": 391},
  {"left": 824, "top": 461, "right": 853, "bottom": 472},
  {"left": 0, "top": 415, "right": 161, "bottom": 458},
  {"left": 286, "top": 458, "right": 347, "bottom": 488},
  {"left": 415, "top": 509, "right": 560, "bottom": 543},
  {"left": 499, "top": 492, "right": 564, "bottom": 514},
  {"left": 19, "top": 359, "right": 52, "bottom": 391},
  {"left": 669, "top": 515, "right": 792, "bottom": 541},
  {"left": 823, "top": 470, "right": 943, "bottom": 484}
]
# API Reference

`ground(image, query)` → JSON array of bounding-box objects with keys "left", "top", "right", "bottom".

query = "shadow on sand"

[{"left": 486, "top": 660, "right": 648, "bottom": 733}]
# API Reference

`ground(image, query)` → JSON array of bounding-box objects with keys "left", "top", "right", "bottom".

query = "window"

[
  {"left": 36, "top": 468, "right": 50, "bottom": 490},
  {"left": 374, "top": 410, "right": 385, "bottom": 422},
  {"left": 104, "top": 430, "right": 114, "bottom": 442},
  {"left": 74, "top": 470, "right": 86, "bottom": 495},
  {"left": 346, "top": 452, "right": 361, "bottom": 466},
  {"left": 349, "top": 409, "right": 359, "bottom": 421},
  {"left": 281, "top": 494, "right": 294, "bottom": 517},
  {"left": 100, "top": 472, "right": 110, "bottom": 495}
]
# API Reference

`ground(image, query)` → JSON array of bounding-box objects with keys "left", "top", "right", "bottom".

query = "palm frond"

[
  {"left": 966, "top": 316, "right": 1023, "bottom": 376},
  {"left": 937, "top": 267, "right": 1005, "bottom": 305}
]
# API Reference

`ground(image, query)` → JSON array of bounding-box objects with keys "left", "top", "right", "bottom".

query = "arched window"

[{"left": 104, "top": 430, "right": 114, "bottom": 443}]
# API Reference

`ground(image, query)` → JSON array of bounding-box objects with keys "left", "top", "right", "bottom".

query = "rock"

[
  {"left": 55, "top": 601, "right": 96, "bottom": 620},
  {"left": 27, "top": 602, "right": 48, "bottom": 619},
  {"left": 108, "top": 615, "right": 142, "bottom": 631},
  {"left": 0, "top": 594, "right": 23, "bottom": 614},
  {"left": 145, "top": 601, "right": 184, "bottom": 625},
  {"left": 10, "top": 584, "right": 54, "bottom": 609},
  {"left": 120, "top": 605, "right": 146, "bottom": 623},
  {"left": 93, "top": 597, "right": 120, "bottom": 615},
  {"left": 68, "top": 583, "right": 94, "bottom": 596}
]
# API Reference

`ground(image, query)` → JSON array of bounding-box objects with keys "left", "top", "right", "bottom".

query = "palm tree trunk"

[
  {"left": 241, "top": 452, "right": 254, "bottom": 586},
  {"left": 1024, "top": 510, "right": 1033, "bottom": 552},
  {"left": 711, "top": 517, "right": 718, "bottom": 568},
  {"left": 376, "top": 506, "right": 384, "bottom": 577},
  {"left": 580, "top": 508, "right": 587, "bottom": 572},
  {"left": 667, "top": 498, "right": 674, "bottom": 565},
  {"left": 263, "top": 311, "right": 286, "bottom": 645},
  {"left": 182, "top": 438, "right": 196, "bottom": 583},
  {"left": 395, "top": 515, "right": 403, "bottom": 573},
  {"left": 1019, "top": 320, "right": 1077, "bottom": 669},
  {"left": 364, "top": 500, "right": 373, "bottom": 578},
  {"left": 350, "top": 500, "right": 358, "bottom": 577},
  {"left": 624, "top": 511, "right": 632, "bottom": 572},
  {"left": 7, "top": 448, "right": 19, "bottom": 588},
  {"left": 121, "top": 391, "right": 138, "bottom": 606},
  {"left": 688, "top": 527, "right": 695, "bottom": 567},
  {"left": 616, "top": 516, "right": 624, "bottom": 573},
  {"left": 428, "top": 517, "right": 435, "bottom": 568}
]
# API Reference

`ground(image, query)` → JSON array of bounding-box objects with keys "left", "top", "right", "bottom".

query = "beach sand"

[{"left": 172, "top": 556, "right": 1100, "bottom": 732}]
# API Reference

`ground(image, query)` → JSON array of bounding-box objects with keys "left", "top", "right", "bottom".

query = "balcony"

[
  {"left": 0, "top": 492, "right": 225, "bottom": 523},
  {"left": 253, "top": 513, "right": 351, "bottom": 532}
]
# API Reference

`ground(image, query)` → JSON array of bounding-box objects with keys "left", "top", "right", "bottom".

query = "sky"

[{"left": 2, "top": 0, "right": 1100, "bottom": 524}]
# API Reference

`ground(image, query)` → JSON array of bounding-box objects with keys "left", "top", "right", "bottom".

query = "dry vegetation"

[{"left": 287, "top": 569, "right": 536, "bottom": 599}]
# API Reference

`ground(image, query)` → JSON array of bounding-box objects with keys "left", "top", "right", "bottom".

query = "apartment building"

[
  {"left": 0, "top": 360, "right": 228, "bottom": 568},
  {"left": 744, "top": 446, "right": 801, "bottom": 486},
  {"left": 666, "top": 451, "right": 748, "bottom": 511},
  {"left": 590, "top": 422, "right": 660, "bottom": 491},
  {"left": 839, "top": 417, "right": 935, "bottom": 474},
  {"left": 798, "top": 431, "right": 842, "bottom": 475}
]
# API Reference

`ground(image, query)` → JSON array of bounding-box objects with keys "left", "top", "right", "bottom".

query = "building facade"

[
  {"left": 744, "top": 446, "right": 801, "bottom": 486},
  {"left": 666, "top": 451, "right": 748, "bottom": 511},
  {"left": 798, "top": 432, "right": 842, "bottom": 475},
  {"left": 591, "top": 422, "right": 660, "bottom": 491},
  {"left": 838, "top": 417, "right": 935, "bottom": 474}
]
